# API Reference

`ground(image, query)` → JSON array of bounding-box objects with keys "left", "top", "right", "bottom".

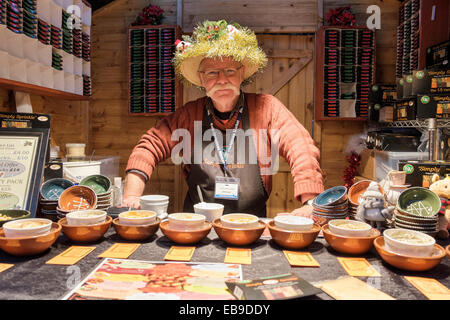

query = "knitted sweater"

[{"left": 126, "top": 92, "right": 324, "bottom": 204}]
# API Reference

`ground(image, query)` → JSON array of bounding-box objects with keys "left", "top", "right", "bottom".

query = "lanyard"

[{"left": 206, "top": 106, "right": 244, "bottom": 175}]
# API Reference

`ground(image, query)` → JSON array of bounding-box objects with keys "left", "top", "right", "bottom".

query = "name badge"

[{"left": 215, "top": 176, "right": 239, "bottom": 200}]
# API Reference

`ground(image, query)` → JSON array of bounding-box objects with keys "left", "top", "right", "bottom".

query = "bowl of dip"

[
  {"left": 328, "top": 219, "right": 372, "bottom": 237},
  {"left": 383, "top": 228, "right": 436, "bottom": 257},
  {"left": 220, "top": 213, "right": 259, "bottom": 229},
  {"left": 66, "top": 210, "right": 107, "bottom": 226},
  {"left": 274, "top": 215, "right": 314, "bottom": 231},
  {"left": 168, "top": 213, "right": 206, "bottom": 231},
  {"left": 3, "top": 218, "right": 53, "bottom": 238},
  {"left": 119, "top": 210, "right": 157, "bottom": 226}
]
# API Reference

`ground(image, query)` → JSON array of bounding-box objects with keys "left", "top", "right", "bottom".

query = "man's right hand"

[{"left": 121, "top": 195, "right": 141, "bottom": 209}]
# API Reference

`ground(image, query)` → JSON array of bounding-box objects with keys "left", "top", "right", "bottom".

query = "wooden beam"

[
  {"left": 264, "top": 56, "right": 312, "bottom": 95},
  {"left": 177, "top": 0, "right": 183, "bottom": 28}
]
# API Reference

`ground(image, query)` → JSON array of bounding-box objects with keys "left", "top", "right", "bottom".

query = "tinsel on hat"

[
  {"left": 172, "top": 19, "right": 268, "bottom": 87},
  {"left": 343, "top": 151, "right": 361, "bottom": 189},
  {"left": 326, "top": 6, "right": 356, "bottom": 26}
]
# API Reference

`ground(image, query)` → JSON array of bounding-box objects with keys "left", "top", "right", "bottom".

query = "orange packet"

[
  {"left": 0, "top": 263, "right": 14, "bottom": 273},
  {"left": 164, "top": 246, "right": 195, "bottom": 261},
  {"left": 46, "top": 246, "right": 96, "bottom": 265},
  {"left": 337, "top": 257, "right": 381, "bottom": 277},
  {"left": 98, "top": 243, "right": 141, "bottom": 259},
  {"left": 224, "top": 248, "right": 252, "bottom": 265},
  {"left": 405, "top": 276, "right": 450, "bottom": 300},
  {"left": 283, "top": 251, "right": 320, "bottom": 267}
]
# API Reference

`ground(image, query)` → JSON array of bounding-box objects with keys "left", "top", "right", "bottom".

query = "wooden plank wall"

[
  {"left": 0, "top": 89, "right": 90, "bottom": 154},
  {"left": 91, "top": 0, "right": 401, "bottom": 215}
]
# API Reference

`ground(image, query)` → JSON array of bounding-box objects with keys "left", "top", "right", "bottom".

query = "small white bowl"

[
  {"left": 140, "top": 195, "right": 169, "bottom": 203},
  {"left": 220, "top": 213, "right": 259, "bottom": 229},
  {"left": 168, "top": 213, "right": 206, "bottom": 231},
  {"left": 119, "top": 210, "right": 157, "bottom": 226},
  {"left": 3, "top": 218, "right": 52, "bottom": 238},
  {"left": 66, "top": 210, "right": 107, "bottom": 226},
  {"left": 328, "top": 219, "right": 372, "bottom": 237},
  {"left": 383, "top": 228, "right": 435, "bottom": 257},
  {"left": 274, "top": 215, "right": 314, "bottom": 231},
  {"left": 194, "top": 202, "right": 224, "bottom": 222}
]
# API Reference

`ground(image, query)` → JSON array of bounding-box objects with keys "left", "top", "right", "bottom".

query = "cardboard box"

[
  {"left": 369, "top": 84, "right": 397, "bottom": 103},
  {"left": 398, "top": 160, "right": 450, "bottom": 187},
  {"left": 396, "top": 98, "right": 417, "bottom": 121},
  {"left": 426, "top": 40, "right": 449, "bottom": 69},
  {"left": 379, "top": 105, "right": 394, "bottom": 122},
  {"left": 417, "top": 94, "right": 450, "bottom": 119},
  {"left": 358, "top": 149, "right": 375, "bottom": 180},
  {"left": 412, "top": 68, "right": 450, "bottom": 95}
]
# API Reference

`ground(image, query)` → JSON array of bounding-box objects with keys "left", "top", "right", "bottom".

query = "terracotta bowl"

[
  {"left": 113, "top": 217, "right": 160, "bottom": 241},
  {"left": 267, "top": 221, "right": 321, "bottom": 249},
  {"left": 0, "top": 209, "right": 31, "bottom": 227},
  {"left": 0, "top": 222, "right": 61, "bottom": 256},
  {"left": 322, "top": 224, "right": 380, "bottom": 255},
  {"left": 348, "top": 180, "right": 383, "bottom": 206},
  {"left": 212, "top": 219, "right": 266, "bottom": 246},
  {"left": 374, "top": 237, "right": 446, "bottom": 272},
  {"left": 159, "top": 220, "right": 212, "bottom": 244},
  {"left": 312, "top": 213, "right": 347, "bottom": 227},
  {"left": 58, "top": 216, "right": 112, "bottom": 243},
  {"left": 446, "top": 245, "right": 450, "bottom": 258},
  {"left": 58, "top": 185, "right": 97, "bottom": 212}
]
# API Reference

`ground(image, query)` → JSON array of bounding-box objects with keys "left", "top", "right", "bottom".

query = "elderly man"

[{"left": 123, "top": 20, "right": 324, "bottom": 218}]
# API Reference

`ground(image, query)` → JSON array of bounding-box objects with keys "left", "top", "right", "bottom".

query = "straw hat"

[{"left": 173, "top": 20, "right": 267, "bottom": 87}]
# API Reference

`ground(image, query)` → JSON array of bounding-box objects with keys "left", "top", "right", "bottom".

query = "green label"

[
  {"left": 403, "top": 164, "right": 414, "bottom": 174},
  {"left": 374, "top": 104, "right": 381, "bottom": 110},
  {"left": 406, "top": 75, "right": 413, "bottom": 83},
  {"left": 421, "top": 95, "right": 430, "bottom": 104},
  {"left": 415, "top": 71, "right": 425, "bottom": 79},
  {"left": 399, "top": 79, "right": 404, "bottom": 85},
  {"left": 372, "top": 85, "right": 379, "bottom": 92}
]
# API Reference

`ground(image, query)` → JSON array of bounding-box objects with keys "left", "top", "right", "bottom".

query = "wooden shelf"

[{"left": 0, "top": 78, "right": 89, "bottom": 101}]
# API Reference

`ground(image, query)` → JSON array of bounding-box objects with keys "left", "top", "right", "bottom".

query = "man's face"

[{"left": 197, "top": 57, "right": 245, "bottom": 104}]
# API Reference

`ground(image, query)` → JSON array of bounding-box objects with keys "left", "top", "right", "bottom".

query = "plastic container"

[
  {"left": 66, "top": 143, "right": 86, "bottom": 157},
  {"left": 374, "top": 150, "right": 428, "bottom": 181},
  {"left": 62, "top": 160, "right": 101, "bottom": 183}
]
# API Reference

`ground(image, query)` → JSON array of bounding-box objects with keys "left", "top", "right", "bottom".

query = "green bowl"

[
  {"left": 396, "top": 187, "right": 441, "bottom": 218},
  {"left": 80, "top": 174, "right": 111, "bottom": 195},
  {"left": 0, "top": 210, "right": 31, "bottom": 227}
]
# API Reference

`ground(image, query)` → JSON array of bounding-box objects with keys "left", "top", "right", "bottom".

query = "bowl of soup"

[
  {"left": 66, "top": 210, "right": 107, "bottom": 226},
  {"left": 220, "top": 213, "right": 259, "bottom": 229},
  {"left": 168, "top": 213, "right": 206, "bottom": 231},
  {"left": 274, "top": 215, "right": 314, "bottom": 231},
  {"left": 328, "top": 219, "right": 372, "bottom": 237},
  {"left": 3, "top": 218, "right": 53, "bottom": 238},
  {"left": 383, "top": 228, "right": 435, "bottom": 257},
  {"left": 119, "top": 210, "right": 157, "bottom": 226},
  {"left": 193, "top": 202, "right": 224, "bottom": 222}
]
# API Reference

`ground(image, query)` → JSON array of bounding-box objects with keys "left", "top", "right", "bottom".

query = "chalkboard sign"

[{"left": 0, "top": 112, "right": 50, "bottom": 217}]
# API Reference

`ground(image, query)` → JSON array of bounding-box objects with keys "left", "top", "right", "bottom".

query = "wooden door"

[{"left": 176, "top": 34, "right": 315, "bottom": 217}]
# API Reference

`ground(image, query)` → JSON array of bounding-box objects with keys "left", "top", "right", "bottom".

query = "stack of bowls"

[
  {"left": 140, "top": 195, "right": 169, "bottom": 219},
  {"left": 39, "top": 178, "right": 74, "bottom": 220},
  {"left": 394, "top": 187, "right": 441, "bottom": 237},
  {"left": 80, "top": 175, "right": 112, "bottom": 210},
  {"left": 348, "top": 180, "right": 383, "bottom": 219},
  {"left": 312, "top": 186, "right": 348, "bottom": 226},
  {"left": 56, "top": 185, "right": 98, "bottom": 219}
]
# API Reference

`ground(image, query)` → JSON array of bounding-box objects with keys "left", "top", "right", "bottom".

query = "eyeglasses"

[{"left": 198, "top": 65, "right": 243, "bottom": 80}]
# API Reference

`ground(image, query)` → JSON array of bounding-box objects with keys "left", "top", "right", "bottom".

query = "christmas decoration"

[
  {"left": 326, "top": 6, "right": 356, "bottom": 26},
  {"left": 343, "top": 152, "right": 361, "bottom": 189},
  {"left": 132, "top": 4, "right": 164, "bottom": 26}
]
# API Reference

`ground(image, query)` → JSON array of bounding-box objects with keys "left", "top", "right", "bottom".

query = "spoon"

[{"left": 197, "top": 185, "right": 205, "bottom": 204}]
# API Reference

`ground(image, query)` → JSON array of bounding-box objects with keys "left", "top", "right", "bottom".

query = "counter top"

[{"left": 0, "top": 226, "right": 448, "bottom": 300}]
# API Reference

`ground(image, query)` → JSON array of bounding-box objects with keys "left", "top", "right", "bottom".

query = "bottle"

[{"left": 112, "top": 177, "right": 123, "bottom": 206}]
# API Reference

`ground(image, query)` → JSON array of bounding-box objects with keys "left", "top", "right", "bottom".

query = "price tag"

[
  {"left": 337, "top": 257, "right": 381, "bottom": 277},
  {"left": 224, "top": 248, "right": 251, "bottom": 265},
  {"left": 46, "top": 246, "right": 96, "bottom": 265},
  {"left": 283, "top": 251, "right": 320, "bottom": 267},
  {"left": 405, "top": 276, "right": 450, "bottom": 300},
  {"left": 98, "top": 243, "right": 141, "bottom": 259},
  {"left": 164, "top": 246, "right": 195, "bottom": 261},
  {"left": 0, "top": 263, "right": 14, "bottom": 273}
]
